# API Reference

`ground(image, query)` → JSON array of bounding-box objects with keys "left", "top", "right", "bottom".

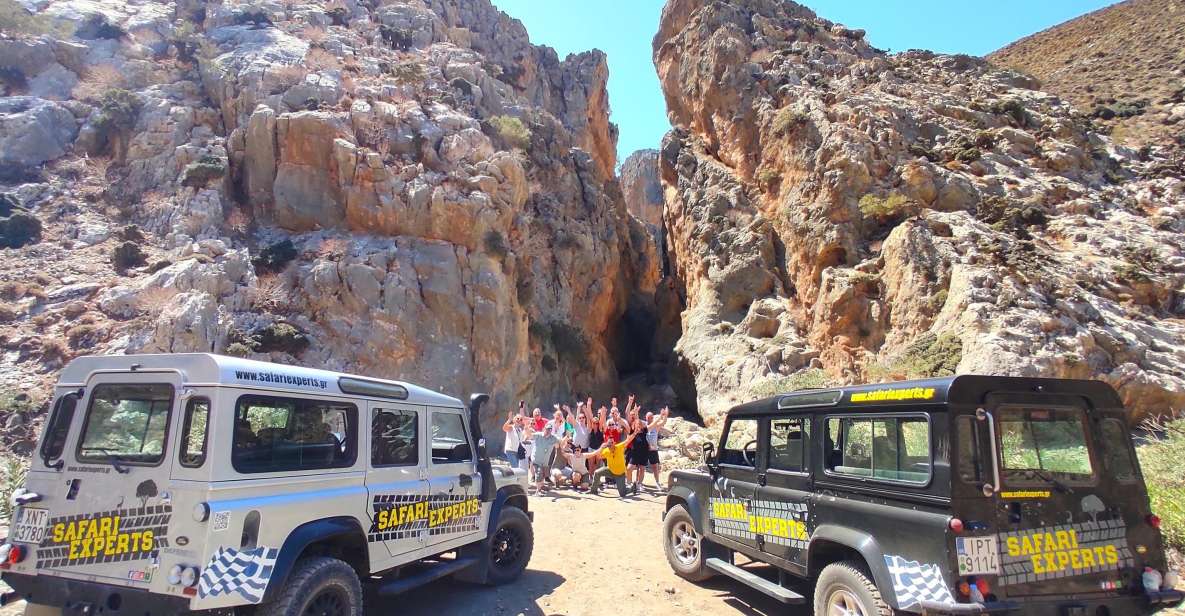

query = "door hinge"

[{"left": 757, "top": 473, "right": 767, "bottom": 487}]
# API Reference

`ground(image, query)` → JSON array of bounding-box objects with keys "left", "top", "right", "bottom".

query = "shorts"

[
  {"left": 647, "top": 450, "right": 660, "bottom": 465},
  {"left": 627, "top": 449, "right": 649, "bottom": 466},
  {"left": 532, "top": 462, "right": 550, "bottom": 477}
]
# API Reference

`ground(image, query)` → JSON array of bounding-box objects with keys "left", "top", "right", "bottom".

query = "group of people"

[{"left": 501, "top": 394, "right": 669, "bottom": 498}]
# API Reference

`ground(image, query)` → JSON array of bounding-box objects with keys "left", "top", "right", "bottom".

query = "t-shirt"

[
  {"left": 646, "top": 427, "right": 659, "bottom": 449},
  {"left": 533, "top": 432, "right": 559, "bottom": 465},
  {"left": 588, "top": 428, "right": 604, "bottom": 450},
  {"left": 571, "top": 420, "right": 590, "bottom": 449},
  {"left": 600, "top": 442, "right": 628, "bottom": 475},
  {"left": 532, "top": 417, "right": 547, "bottom": 432},
  {"left": 564, "top": 451, "right": 589, "bottom": 475},
  {"left": 630, "top": 430, "right": 650, "bottom": 458},
  {"left": 503, "top": 426, "right": 523, "bottom": 453},
  {"left": 604, "top": 423, "right": 623, "bottom": 444}
]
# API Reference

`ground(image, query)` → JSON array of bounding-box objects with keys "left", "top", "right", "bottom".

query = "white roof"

[{"left": 57, "top": 353, "right": 463, "bottom": 407}]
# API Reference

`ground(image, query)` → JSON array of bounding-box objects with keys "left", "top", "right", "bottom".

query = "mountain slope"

[{"left": 989, "top": 0, "right": 1185, "bottom": 148}]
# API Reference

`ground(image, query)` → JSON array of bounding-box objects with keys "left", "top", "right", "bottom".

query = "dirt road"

[{"left": 0, "top": 487, "right": 801, "bottom": 616}]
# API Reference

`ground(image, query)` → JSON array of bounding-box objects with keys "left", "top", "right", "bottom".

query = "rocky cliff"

[
  {"left": 653, "top": 0, "right": 1185, "bottom": 420},
  {"left": 0, "top": 0, "right": 645, "bottom": 440}
]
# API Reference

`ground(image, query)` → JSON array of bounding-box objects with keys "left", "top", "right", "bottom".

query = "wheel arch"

[
  {"left": 664, "top": 485, "right": 705, "bottom": 533},
  {"left": 808, "top": 524, "right": 899, "bottom": 610},
  {"left": 262, "top": 516, "right": 370, "bottom": 604}
]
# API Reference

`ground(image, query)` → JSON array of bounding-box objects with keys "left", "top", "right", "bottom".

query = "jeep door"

[
  {"left": 708, "top": 416, "right": 762, "bottom": 551},
  {"left": 365, "top": 402, "right": 429, "bottom": 562},
  {"left": 974, "top": 395, "right": 1155, "bottom": 599},
  {"left": 756, "top": 415, "right": 812, "bottom": 574},
  {"left": 424, "top": 407, "right": 485, "bottom": 551},
  {"left": 16, "top": 371, "right": 181, "bottom": 591}
]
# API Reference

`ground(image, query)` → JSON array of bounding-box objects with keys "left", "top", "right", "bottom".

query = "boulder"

[{"left": 0, "top": 97, "right": 78, "bottom": 167}]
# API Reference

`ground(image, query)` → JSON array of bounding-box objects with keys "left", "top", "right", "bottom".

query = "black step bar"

[
  {"left": 705, "top": 558, "right": 805, "bottom": 604},
  {"left": 374, "top": 556, "right": 480, "bottom": 596}
]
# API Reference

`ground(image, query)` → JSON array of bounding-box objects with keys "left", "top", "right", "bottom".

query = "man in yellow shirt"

[{"left": 586, "top": 426, "right": 640, "bottom": 497}]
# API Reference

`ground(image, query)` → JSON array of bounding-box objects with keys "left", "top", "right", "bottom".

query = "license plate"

[
  {"left": 12, "top": 507, "right": 48, "bottom": 545},
  {"left": 956, "top": 535, "right": 1001, "bottom": 576}
]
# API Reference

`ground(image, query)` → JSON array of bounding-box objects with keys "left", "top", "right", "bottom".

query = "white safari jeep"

[{"left": 0, "top": 353, "right": 533, "bottom": 615}]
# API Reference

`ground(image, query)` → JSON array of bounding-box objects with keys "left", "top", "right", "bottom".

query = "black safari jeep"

[{"left": 663, "top": 375, "right": 1183, "bottom": 615}]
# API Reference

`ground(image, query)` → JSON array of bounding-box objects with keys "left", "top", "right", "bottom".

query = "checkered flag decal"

[
  {"left": 198, "top": 546, "right": 279, "bottom": 604},
  {"left": 884, "top": 554, "right": 954, "bottom": 608}
]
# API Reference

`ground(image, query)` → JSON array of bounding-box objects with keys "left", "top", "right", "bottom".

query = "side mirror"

[
  {"left": 449, "top": 443, "right": 473, "bottom": 462},
  {"left": 702, "top": 442, "right": 718, "bottom": 473}
]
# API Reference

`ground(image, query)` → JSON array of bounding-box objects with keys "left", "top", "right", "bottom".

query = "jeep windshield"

[{"left": 999, "top": 406, "right": 1094, "bottom": 485}]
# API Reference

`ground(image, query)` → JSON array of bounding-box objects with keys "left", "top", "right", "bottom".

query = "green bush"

[
  {"left": 1139, "top": 415, "right": 1185, "bottom": 552},
  {"left": 181, "top": 156, "right": 227, "bottom": 188},
  {"left": 112, "top": 241, "right": 146, "bottom": 270},
  {"left": 387, "top": 61, "right": 426, "bottom": 85},
  {"left": 489, "top": 115, "right": 531, "bottom": 150},
  {"left": 0, "top": 455, "right": 28, "bottom": 523},
  {"left": 483, "top": 230, "right": 509, "bottom": 259},
  {"left": 749, "top": 368, "right": 833, "bottom": 399},
  {"left": 870, "top": 332, "right": 962, "bottom": 381},
  {"left": 254, "top": 321, "right": 309, "bottom": 355},
  {"left": 225, "top": 342, "right": 253, "bottom": 358},
  {"left": 858, "top": 192, "right": 911, "bottom": 220},
  {"left": 989, "top": 98, "right": 1026, "bottom": 125},
  {"left": 252, "top": 239, "right": 298, "bottom": 272},
  {"left": 954, "top": 146, "right": 982, "bottom": 163}
]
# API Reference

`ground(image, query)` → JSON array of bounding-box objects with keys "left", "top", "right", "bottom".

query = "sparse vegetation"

[
  {"left": 0, "top": 0, "right": 66, "bottom": 37},
  {"left": 386, "top": 61, "right": 426, "bottom": 85},
  {"left": 989, "top": 98, "right": 1026, "bottom": 125},
  {"left": 91, "top": 89, "right": 142, "bottom": 156},
  {"left": 489, "top": 115, "right": 531, "bottom": 150},
  {"left": 869, "top": 332, "right": 963, "bottom": 381},
  {"left": 748, "top": 368, "right": 833, "bottom": 399},
  {"left": 0, "top": 455, "right": 29, "bottom": 523},
  {"left": 254, "top": 321, "right": 309, "bottom": 355},
  {"left": 755, "top": 167, "right": 780, "bottom": 189},
  {"left": 772, "top": 107, "right": 808, "bottom": 136},
  {"left": 181, "top": 155, "right": 228, "bottom": 188},
  {"left": 1139, "top": 414, "right": 1185, "bottom": 553},
  {"left": 72, "top": 64, "right": 124, "bottom": 102},
  {"left": 483, "top": 230, "right": 510, "bottom": 259},
  {"left": 249, "top": 274, "right": 291, "bottom": 313},
  {"left": 858, "top": 192, "right": 911, "bottom": 220}
]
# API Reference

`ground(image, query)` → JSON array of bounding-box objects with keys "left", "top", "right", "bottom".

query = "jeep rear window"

[
  {"left": 999, "top": 407, "right": 1093, "bottom": 482},
  {"left": 41, "top": 392, "right": 78, "bottom": 463},
  {"left": 77, "top": 383, "right": 173, "bottom": 465},
  {"left": 825, "top": 416, "right": 931, "bottom": 484},
  {"left": 232, "top": 395, "right": 357, "bottom": 473}
]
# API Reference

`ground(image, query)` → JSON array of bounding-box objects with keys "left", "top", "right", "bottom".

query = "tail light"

[
  {"left": 1147, "top": 514, "right": 1162, "bottom": 529},
  {"left": 949, "top": 517, "right": 964, "bottom": 534},
  {"left": 6, "top": 545, "right": 25, "bottom": 565},
  {"left": 957, "top": 580, "right": 971, "bottom": 597},
  {"left": 975, "top": 577, "right": 991, "bottom": 596}
]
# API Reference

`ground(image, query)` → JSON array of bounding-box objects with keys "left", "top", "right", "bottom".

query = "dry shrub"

[
  {"left": 62, "top": 302, "right": 87, "bottom": 319},
  {"left": 65, "top": 323, "right": 105, "bottom": 349},
  {"left": 250, "top": 274, "right": 290, "bottom": 313},
  {"left": 272, "top": 64, "right": 307, "bottom": 88},
  {"left": 40, "top": 337, "right": 69, "bottom": 362},
  {"left": 225, "top": 207, "right": 251, "bottom": 234},
  {"left": 84, "top": 155, "right": 112, "bottom": 183},
  {"left": 0, "top": 302, "right": 17, "bottom": 323},
  {"left": 316, "top": 236, "right": 349, "bottom": 259},
  {"left": 0, "top": 281, "right": 27, "bottom": 301},
  {"left": 135, "top": 286, "right": 178, "bottom": 316},
  {"left": 72, "top": 64, "right": 124, "bottom": 102},
  {"left": 302, "top": 26, "right": 327, "bottom": 46},
  {"left": 305, "top": 48, "right": 341, "bottom": 72}
]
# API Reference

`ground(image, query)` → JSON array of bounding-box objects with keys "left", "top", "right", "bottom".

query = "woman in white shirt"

[{"left": 501, "top": 411, "right": 529, "bottom": 471}]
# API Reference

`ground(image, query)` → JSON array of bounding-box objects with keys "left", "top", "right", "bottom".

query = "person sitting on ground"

[
  {"left": 585, "top": 425, "right": 641, "bottom": 498},
  {"left": 559, "top": 435, "right": 589, "bottom": 490},
  {"left": 530, "top": 423, "right": 560, "bottom": 493}
]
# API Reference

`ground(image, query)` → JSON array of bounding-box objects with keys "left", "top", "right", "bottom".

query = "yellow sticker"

[
  {"left": 1000, "top": 490, "right": 1051, "bottom": 499},
  {"left": 850, "top": 387, "right": 936, "bottom": 403}
]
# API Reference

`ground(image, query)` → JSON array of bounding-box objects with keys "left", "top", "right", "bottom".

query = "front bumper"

[
  {"left": 919, "top": 589, "right": 1184, "bottom": 615},
  {"left": 1, "top": 572, "right": 191, "bottom": 615}
]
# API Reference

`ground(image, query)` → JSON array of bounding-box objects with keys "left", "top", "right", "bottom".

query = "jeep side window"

[
  {"left": 955, "top": 415, "right": 983, "bottom": 483},
  {"left": 232, "top": 395, "right": 357, "bottom": 473},
  {"left": 431, "top": 412, "right": 472, "bottom": 463},
  {"left": 769, "top": 417, "right": 809, "bottom": 472},
  {"left": 826, "top": 416, "right": 930, "bottom": 484},
  {"left": 720, "top": 418, "right": 758, "bottom": 467},
  {"left": 179, "top": 397, "right": 210, "bottom": 468},
  {"left": 1098, "top": 418, "right": 1137, "bottom": 482},
  {"left": 40, "top": 392, "right": 78, "bottom": 463},
  {"left": 373, "top": 409, "right": 418, "bottom": 466}
]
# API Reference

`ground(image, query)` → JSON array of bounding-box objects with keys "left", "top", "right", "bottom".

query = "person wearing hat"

[{"left": 531, "top": 422, "right": 560, "bottom": 493}]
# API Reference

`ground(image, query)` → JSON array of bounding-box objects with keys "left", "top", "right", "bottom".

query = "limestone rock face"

[
  {"left": 654, "top": 0, "right": 1185, "bottom": 420},
  {"left": 0, "top": 0, "right": 642, "bottom": 439}
]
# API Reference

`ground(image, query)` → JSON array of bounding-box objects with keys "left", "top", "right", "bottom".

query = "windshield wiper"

[
  {"left": 1028, "top": 468, "right": 1073, "bottom": 494},
  {"left": 83, "top": 447, "right": 131, "bottom": 474}
]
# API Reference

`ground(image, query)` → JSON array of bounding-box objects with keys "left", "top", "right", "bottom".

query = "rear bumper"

[
  {"left": 919, "top": 590, "right": 1184, "bottom": 615},
  {"left": 1, "top": 572, "right": 191, "bottom": 614}
]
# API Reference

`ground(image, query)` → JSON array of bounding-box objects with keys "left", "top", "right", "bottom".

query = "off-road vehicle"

[
  {"left": 663, "top": 375, "right": 1183, "bottom": 615},
  {"left": 0, "top": 353, "right": 533, "bottom": 615}
]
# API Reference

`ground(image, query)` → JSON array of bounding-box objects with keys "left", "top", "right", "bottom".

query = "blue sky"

[{"left": 489, "top": 1, "right": 1121, "bottom": 166}]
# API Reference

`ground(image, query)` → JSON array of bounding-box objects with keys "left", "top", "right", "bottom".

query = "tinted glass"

[
  {"left": 1099, "top": 418, "right": 1137, "bottom": 481},
  {"left": 826, "top": 416, "right": 931, "bottom": 483},
  {"left": 179, "top": 397, "right": 210, "bottom": 468},
  {"left": 1000, "top": 407, "right": 1093, "bottom": 481},
  {"left": 431, "top": 412, "right": 471, "bottom": 463},
  {"left": 41, "top": 393, "right": 78, "bottom": 462},
  {"left": 769, "top": 417, "right": 808, "bottom": 472},
  {"left": 373, "top": 408, "right": 418, "bottom": 466},
  {"left": 78, "top": 384, "right": 172, "bottom": 465},
  {"left": 720, "top": 418, "right": 758, "bottom": 467},
  {"left": 232, "top": 395, "right": 356, "bottom": 473},
  {"left": 956, "top": 416, "right": 983, "bottom": 484}
]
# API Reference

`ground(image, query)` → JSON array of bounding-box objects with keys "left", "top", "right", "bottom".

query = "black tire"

[
  {"left": 663, "top": 505, "right": 714, "bottom": 582},
  {"left": 485, "top": 506, "right": 534, "bottom": 585},
  {"left": 258, "top": 557, "right": 362, "bottom": 616},
  {"left": 813, "top": 560, "right": 893, "bottom": 616}
]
